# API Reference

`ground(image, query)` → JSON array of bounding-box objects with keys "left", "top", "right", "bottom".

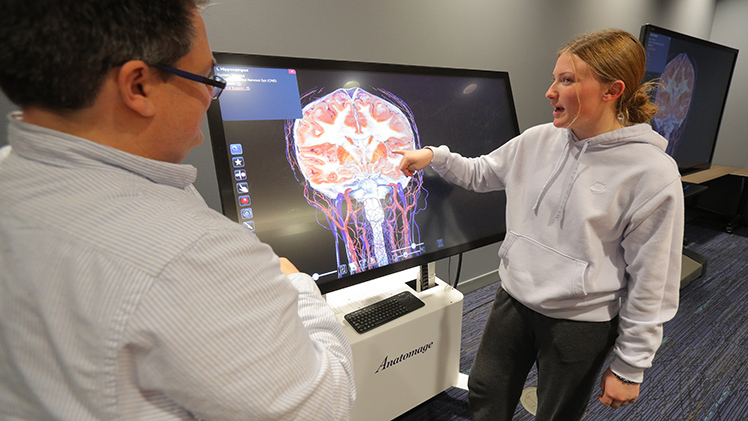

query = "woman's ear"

[
  {"left": 117, "top": 60, "right": 157, "bottom": 117},
  {"left": 603, "top": 80, "right": 625, "bottom": 103}
]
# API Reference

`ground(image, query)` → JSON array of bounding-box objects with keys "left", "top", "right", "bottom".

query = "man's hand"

[
  {"left": 278, "top": 257, "right": 300, "bottom": 275},
  {"left": 599, "top": 368, "right": 640, "bottom": 409}
]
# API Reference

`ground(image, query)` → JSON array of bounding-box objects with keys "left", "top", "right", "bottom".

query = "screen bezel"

[
  {"left": 639, "top": 24, "right": 739, "bottom": 175},
  {"left": 206, "top": 52, "right": 519, "bottom": 294}
]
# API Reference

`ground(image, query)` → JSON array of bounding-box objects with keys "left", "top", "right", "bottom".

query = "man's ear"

[
  {"left": 603, "top": 80, "right": 625, "bottom": 102},
  {"left": 117, "top": 60, "right": 157, "bottom": 117}
]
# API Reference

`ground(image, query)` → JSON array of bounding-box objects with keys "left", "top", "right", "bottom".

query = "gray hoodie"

[{"left": 430, "top": 122, "right": 683, "bottom": 383}]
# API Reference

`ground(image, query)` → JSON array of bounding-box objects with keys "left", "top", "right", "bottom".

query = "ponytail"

[{"left": 619, "top": 80, "right": 659, "bottom": 124}]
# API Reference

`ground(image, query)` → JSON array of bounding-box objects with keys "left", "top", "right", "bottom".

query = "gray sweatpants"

[{"left": 468, "top": 287, "right": 619, "bottom": 421}]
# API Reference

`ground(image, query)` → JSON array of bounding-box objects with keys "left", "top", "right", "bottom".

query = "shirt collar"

[{"left": 7, "top": 112, "right": 198, "bottom": 189}]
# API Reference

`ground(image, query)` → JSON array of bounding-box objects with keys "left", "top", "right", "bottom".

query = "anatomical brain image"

[
  {"left": 651, "top": 53, "right": 695, "bottom": 155},
  {"left": 286, "top": 87, "right": 424, "bottom": 277}
]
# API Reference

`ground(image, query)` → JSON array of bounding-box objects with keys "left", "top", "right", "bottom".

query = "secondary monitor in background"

[
  {"left": 639, "top": 24, "right": 739, "bottom": 175},
  {"left": 206, "top": 53, "right": 520, "bottom": 294}
]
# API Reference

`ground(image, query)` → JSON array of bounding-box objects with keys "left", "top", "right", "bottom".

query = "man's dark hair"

[{"left": 0, "top": 0, "right": 208, "bottom": 112}]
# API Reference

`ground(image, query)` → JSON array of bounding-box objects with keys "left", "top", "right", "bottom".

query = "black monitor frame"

[
  {"left": 206, "top": 52, "right": 519, "bottom": 294},
  {"left": 639, "top": 24, "right": 739, "bottom": 175}
]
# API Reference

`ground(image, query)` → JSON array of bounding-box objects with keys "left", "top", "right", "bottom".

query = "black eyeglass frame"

[{"left": 155, "top": 64, "right": 227, "bottom": 100}]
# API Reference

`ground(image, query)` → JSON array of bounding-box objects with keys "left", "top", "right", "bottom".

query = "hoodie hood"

[
  {"left": 533, "top": 123, "right": 668, "bottom": 220},
  {"left": 575, "top": 123, "right": 668, "bottom": 151}
]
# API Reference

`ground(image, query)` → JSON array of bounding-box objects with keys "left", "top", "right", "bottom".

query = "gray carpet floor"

[{"left": 395, "top": 217, "right": 748, "bottom": 420}]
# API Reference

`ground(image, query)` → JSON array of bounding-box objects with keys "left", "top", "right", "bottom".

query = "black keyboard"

[{"left": 344, "top": 291, "right": 425, "bottom": 334}]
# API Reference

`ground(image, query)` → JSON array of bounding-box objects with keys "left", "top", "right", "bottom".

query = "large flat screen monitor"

[
  {"left": 206, "top": 53, "right": 520, "bottom": 294},
  {"left": 639, "top": 24, "right": 739, "bottom": 175}
]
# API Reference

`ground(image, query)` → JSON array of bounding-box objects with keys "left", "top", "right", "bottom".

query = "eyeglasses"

[{"left": 155, "top": 65, "right": 227, "bottom": 100}]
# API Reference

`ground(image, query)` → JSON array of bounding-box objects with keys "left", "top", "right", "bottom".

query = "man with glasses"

[{"left": 0, "top": 1, "right": 355, "bottom": 419}]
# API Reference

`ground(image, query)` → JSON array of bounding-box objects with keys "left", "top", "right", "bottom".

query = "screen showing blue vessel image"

[{"left": 207, "top": 53, "right": 520, "bottom": 294}]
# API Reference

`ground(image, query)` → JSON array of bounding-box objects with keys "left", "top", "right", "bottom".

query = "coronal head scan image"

[
  {"left": 651, "top": 53, "right": 695, "bottom": 155},
  {"left": 287, "top": 87, "right": 424, "bottom": 277}
]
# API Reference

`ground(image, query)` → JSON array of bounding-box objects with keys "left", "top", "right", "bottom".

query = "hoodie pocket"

[{"left": 499, "top": 231, "right": 589, "bottom": 303}]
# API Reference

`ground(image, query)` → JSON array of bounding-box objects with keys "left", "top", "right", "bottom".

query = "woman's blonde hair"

[{"left": 561, "top": 29, "right": 659, "bottom": 125}]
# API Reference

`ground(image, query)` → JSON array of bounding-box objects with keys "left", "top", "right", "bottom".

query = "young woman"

[{"left": 395, "top": 29, "right": 683, "bottom": 420}]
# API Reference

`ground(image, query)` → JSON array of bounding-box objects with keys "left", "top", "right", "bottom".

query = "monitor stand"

[
  {"left": 416, "top": 262, "right": 436, "bottom": 292},
  {"left": 681, "top": 179, "right": 709, "bottom": 289},
  {"left": 326, "top": 267, "right": 463, "bottom": 421},
  {"left": 681, "top": 248, "right": 707, "bottom": 289}
]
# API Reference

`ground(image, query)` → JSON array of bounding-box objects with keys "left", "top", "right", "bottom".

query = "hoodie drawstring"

[
  {"left": 532, "top": 138, "right": 589, "bottom": 220},
  {"left": 554, "top": 141, "right": 589, "bottom": 219},
  {"left": 532, "top": 141, "right": 570, "bottom": 214}
]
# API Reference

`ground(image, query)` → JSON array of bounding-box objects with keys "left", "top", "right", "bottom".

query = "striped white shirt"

[{"left": 0, "top": 113, "right": 355, "bottom": 420}]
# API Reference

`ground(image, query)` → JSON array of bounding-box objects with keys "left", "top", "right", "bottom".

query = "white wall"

[
  {"left": 710, "top": 0, "right": 748, "bottom": 169},
  {"left": 4, "top": 0, "right": 741, "bottom": 283},
  {"left": 200, "top": 0, "right": 668, "bottom": 132}
]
